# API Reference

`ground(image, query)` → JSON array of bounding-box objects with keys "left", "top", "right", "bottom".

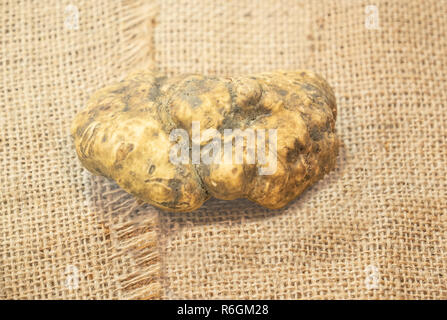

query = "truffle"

[{"left": 71, "top": 70, "right": 339, "bottom": 212}]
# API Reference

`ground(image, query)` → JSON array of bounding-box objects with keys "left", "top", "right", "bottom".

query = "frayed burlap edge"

[{"left": 83, "top": 0, "right": 162, "bottom": 300}]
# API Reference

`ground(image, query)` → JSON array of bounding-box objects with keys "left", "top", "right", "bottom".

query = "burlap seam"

[{"left": 90, "top": 0, "right": 161, "bottom": 300}]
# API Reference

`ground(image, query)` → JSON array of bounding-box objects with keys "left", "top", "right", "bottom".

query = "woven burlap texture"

[
  {"left": 1, "top": 0, "right": 446, "bottom": 300},
  {"left": 0, "top": 0, "right": 161, "bottom": 299},
  {"left": 155, "top": 0, "right": 447, "bottom": 299}
]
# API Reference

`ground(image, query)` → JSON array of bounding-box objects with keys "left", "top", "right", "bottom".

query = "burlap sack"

[
  {"left": 0, "top": 0, "right": 161, "bottom": 299},
  {"left": 155, "top": 0, "right": 447, "bottom": 299},
  {"left": 1, "top": 0, "right": 446, "bottom": 300}
]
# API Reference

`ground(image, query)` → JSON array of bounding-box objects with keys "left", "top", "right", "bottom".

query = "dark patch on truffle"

[
  {"left": 155, "top": 76, "right": 167, "bottom": 83},
  {"left": 309, "top": 126, "right": 323, "bottom": 141},
  {"left": 278, "top": 89, "right": 288, "bottom": 96},
  {"left": 168, "top": 178, "right": 182, "bottom": 192},
  {"left": 178, "top": 77, "right": 219, "bottom": 109},
  {"left": 115, "top": 143, "right": 134, "bottom": 162},
  {"left": 324, "top": 118, "right": 332, "bottom": 132},
  {"left": 111, "top": 86, "right": 129, "bottom": 94},
  {"left": 283, "top": 93, "right": 303, "bottom": 110},
  {"left": 167, "top": 178, "right": 183, "bottom": 205},
  {"left": 88, "top": 108, "right": 98, "bottom": 116},
  {"left": 286, "top": 139, "right": 306, "bottom": 163},
  {"left": 148, "top": 85, "right": 161, "bottom": 102},
  {"left": 183, "top": 94, "right": 202, "bottom": 109},
  {"left": 147, "top": 76, "right": 167, "bottom": 102},
  {"left": 99, "top": 105, "right": 111, "bottom": 111},
  {"left": 301, "top": 83, "right": 319, "bottom": 93},
  {"left": 200, "top": 164, "right": 211, "bottom": 177},
  {"left": 148, "top": 164, "right": 156, "bottom": 175},
  {"left": 122, "top": 180, "right": 132, "bottom": 190},
  {"left": 221, "top": 92, "right": 270, "bottom": 130},
  {"left": 310, "top": 92, "right": 322, "bottom": 102},
  {"left": 119, "top": 94, "right": 132, "bottom": 111}
]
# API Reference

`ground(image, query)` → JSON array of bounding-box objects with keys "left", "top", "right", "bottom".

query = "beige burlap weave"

[
  {"left": 155, "top": 0, "right": 447, "bottom": 299},
  {"left": 0, "top": 0, "right": 161, "bottom": 299},
  {"left": 1, "top": 0, "right": 446, "bottom": 300}
]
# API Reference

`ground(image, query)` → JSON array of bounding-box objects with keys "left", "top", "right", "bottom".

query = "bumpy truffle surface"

[{"left": 71, "top": 70, "right": 339, "bottom": 212}]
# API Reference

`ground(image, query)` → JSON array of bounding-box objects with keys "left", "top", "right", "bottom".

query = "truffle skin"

[{"left": 71, "top": 70, "right": 339, "bottom": 212}]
